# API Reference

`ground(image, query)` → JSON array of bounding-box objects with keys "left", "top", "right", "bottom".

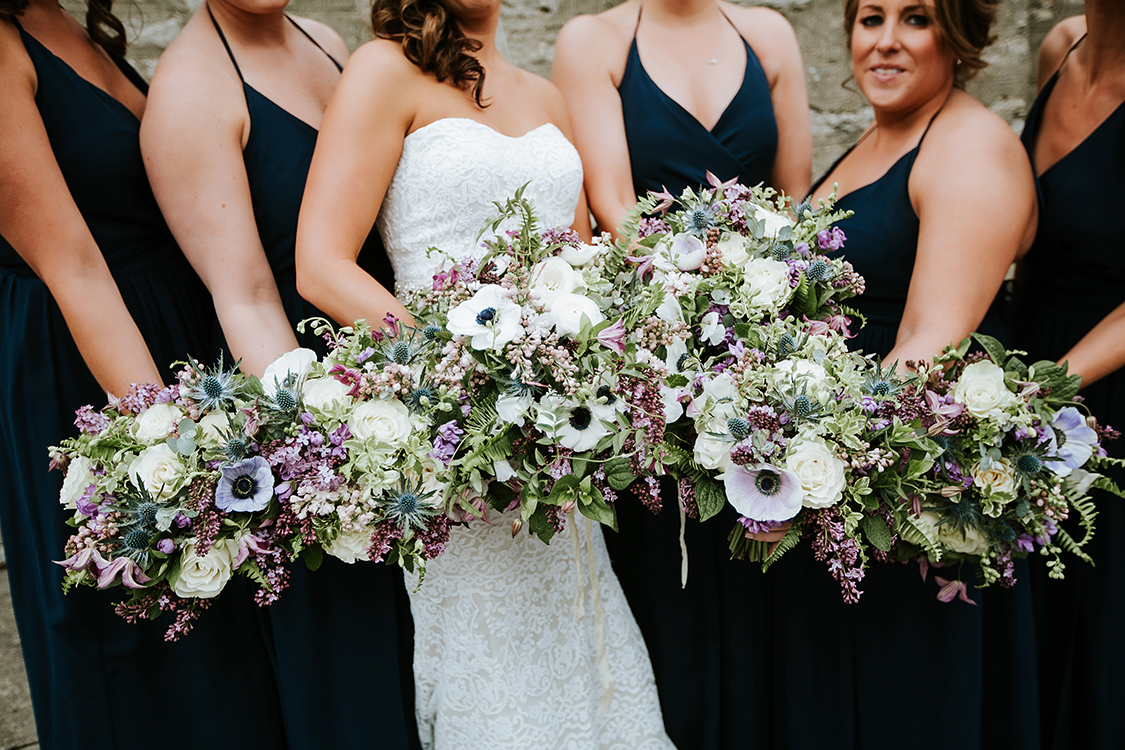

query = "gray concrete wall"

[{"left": 65, "top": 0, "right": 1084, "bottom": 175}]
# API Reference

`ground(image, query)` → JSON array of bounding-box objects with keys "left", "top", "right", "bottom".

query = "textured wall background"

[{"left": 68, "top": 0, "right": 1084, "bottom": 174}]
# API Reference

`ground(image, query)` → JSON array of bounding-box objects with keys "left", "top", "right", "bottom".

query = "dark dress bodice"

[
  {"left": 208, "top": 13, "right": 420, "bottom": 749},
  {"left": 609, "top": 18, "right": 780, "bottom": 748},
  {"left": 1014, "top": 57, "right": 1125, "bottom": 750},
  {"left": 620, "top": 34, "right": 777, "bottom": 197},
  {"left": 0, "top": 20, "right": 286, "bottom": 750}
]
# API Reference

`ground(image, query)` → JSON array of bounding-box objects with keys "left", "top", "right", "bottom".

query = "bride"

[{"left": 294, "top": 0, "right": 674, "bottom": 747}]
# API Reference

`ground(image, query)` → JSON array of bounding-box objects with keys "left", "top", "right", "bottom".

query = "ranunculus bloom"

[
  {"left": 786, "top": 436, "right": 846, "bottom": 509},
  {"left": 743, "top": 258, "right": 794, "bottom": 313},
  {"left": 131, "top": 402, "right": 183, "bottom": 443},
  {"left": 717, "top": 233, "right": 750, "bottom": 267},
  {"left": 720, "top": 463, "right": 804, "bottom": 522},
  {"left": 303, "top": 377, "right": 353, "bottom": 411},
  {"left": 262, "top": 348, "right": 317, "bottom": 398},
  {"left": 549, "top": 293, "right": 605, "bottom": 336},
  {"left": 446, "top": 284, "right": 524, "bottom": 350},
  {"left": 530, "top": 257, "right": 579, "bottom": 307},
  {"left": 172, "top": 539, "right": 238, "bottom": 598},
  {"left": 348, "top": 398, "right": 412, "bottom": 446},
  {"left": 952, "top": 361, "right": 1016, "bottom": 420},
  {"left": 325, "top": 526, "right": 372, "bottom": 564}
]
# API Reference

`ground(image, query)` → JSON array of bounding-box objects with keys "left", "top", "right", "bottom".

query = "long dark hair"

[
  {"left": 371, "top": 0, "right": 487, "bottom": 107},
  {"left": 1, "top": 0, "right": 127, "bottom": 58}
]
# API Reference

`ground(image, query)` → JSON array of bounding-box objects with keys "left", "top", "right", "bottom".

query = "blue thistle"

[
  {"left": 422, "top": 325, "right": 442, "bottom": 341},
  {"left": 186, "top": 358, "right": 240, "bottom": 411},
  {"left": 123, "top": 528, "right": 152, "bottom": 551},
  {"left": 391, "top": 341, "right": 412, "bottom": 364},
  {"left": 938, "top": 497, "right": 983, "bottom": 534},
  {"left": 382, "top": 478, "right": 439, "bottom": 532},
  {"left": 862, "top": 362, "right": 905, "bottom": 399},
  {"left": 728, "top": 417, "right": 750, "bottom": 441},
  {"left": 408, "top": 386, "right": 436, "bottom": 413},
  {"left": 226, "top": 436, "right": 250, "bottom": 462},
  {"left": 806, "top": 259, "right": 831, "bottom": 283},
  {"left": 771, "top": 243, "right": 791, "bottom": 262},
  {"left": 995, "top": 522, "right": 1017, "bottom": 544},
  {"left": 777, "top": 333, "right": 796, "bottom": 358},
  {"left": 135, "top": 502, "right": 159, "bottom": 526},
  {"left": 794, "top": 396, "right": 813, "bottom": 418},
  {"left": 688, "top": 207, "right": 715, "bottom": 236},
  {"left": 1016, "top": 453, "right": 1043, "bottom": 476},
  {"left": 273, "top": 387, "right": 298, "bottom": 413}
]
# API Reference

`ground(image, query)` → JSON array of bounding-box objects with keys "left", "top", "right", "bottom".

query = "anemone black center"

[
  {"left": 233, "top": 474, "right": 257, "bottom": 499},
  {"left": 476, "top": 307, "right": 497, "bottom": 325},
  {"left": 569, "top": 407, "right": 592, "bottom": 431},
  {"left": 201, "top": 375, "right": 224, "bottom": 400},
  {"left": 755, "top": 471, "right": 782, "bottom": 496},
  {"left": 596, "top": 386, "right": 616, "bottom": 405}
]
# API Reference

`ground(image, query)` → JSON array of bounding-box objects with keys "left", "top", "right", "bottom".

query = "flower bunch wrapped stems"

[{"left": 51, "top": 339, "right": 455, "bottom": 639}]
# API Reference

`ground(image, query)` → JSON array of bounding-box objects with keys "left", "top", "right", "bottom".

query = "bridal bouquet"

[
  {"left": 51, "top": 345, "right": 453, "bottom": 639},
  {"left": 397, "top": 189, "right": 670, "bottom": 542},
  {"left": 866, "top": 336, "right": 1123, "bottom": 602}
]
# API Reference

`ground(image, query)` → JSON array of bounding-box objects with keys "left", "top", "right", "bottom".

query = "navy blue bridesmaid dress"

[
  {"left": 0, "top": 18, "right": 287, "bottom": 750},
  {"left": 1014, "top": 40, "right": 1125, "bottom": 750},
  {"left": 613, "top": 10, "right": 779, "bottom": 748},
  {"left": 207, "top": 11, "right": 420, "bottom": 749},
  {"left": 774, "top": 113, "right": 1039, "bottom": 750}
]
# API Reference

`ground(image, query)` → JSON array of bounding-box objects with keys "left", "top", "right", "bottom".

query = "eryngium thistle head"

[
  {"left": 123, "top": 528, "right": 152, "bottom": 551},
  {"left": 793, "top": 396, "right": 814, "bottom": 418},
  {"left": 422, "top": 325, "right": 442, "bottom": 341},
  {"left": 777, "top": 333, "right": 796, "bottom": 358},
  {"left": 226, "top": 436, "right": 250, "bottom": 462},
  {"left": 771, "top": 243, "right": 790, "bottom": 262},
  {"left": 273, "top": 387, "right": 298, "bottom": 412},
  {"left": 728, "top": 417, "right": 750, "bottom": 441},
  {"left": 135, "top": 502, "right": 159, "bottom": 526},
  {"left": 806, "top": 259, "right": 830, "bottom": 282},
  {"left": 1016, "top": 453, "right": 1043, "bottom": 476},
  {"left": 391, "top": 341, "right": 412, "bottom": 364}
]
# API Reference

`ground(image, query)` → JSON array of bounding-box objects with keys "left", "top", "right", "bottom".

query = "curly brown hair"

[
  {"left": 843, "top": 0, "right": 1001, "bottom": 87},
  {"left": 371, "top": 0, "right": 487, "bottom": 107},
  {"left": 0, "top": 0, "right": 126, "bottom": 58}
]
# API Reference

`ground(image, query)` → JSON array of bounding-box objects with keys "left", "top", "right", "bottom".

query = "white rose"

[
  {"left": 559, "top": 242, "right": 600, "bottom": 267},
  {"left": 549, "top": 293, "right": 606, "bottom": 336},
  {"left": 173, "top": 538, "right": 238, "bottom": 598},
  {"left": 303, "top": 377, "right": 353, "bottom": 411},
  {"left": 938, "top": 521, "right": 990, "bottom": 556},
  {"left": 972, "top": 458, "right": 1017, "bottom": 497},
  {"left": 261, "top": 348, "right": 317, "bottom": 398},
  {"left": 325, "top": 527, "right": 372, "bottom": 564},
  {"left": 59, "top": 455, "right": 95, "bottom": 509},
  {"left": 694, "top": 419, "right": 733, "bottom": 471},
  {"left": 530, "top": 257, "right": 579, "bottom": 307},
  {"left": 952, "top": 361, "right": 1016, "bottom": 420},
  {"left": 348, "top": 399, "right": 412, "bottom": 446},
  {"left": 743, "top": 258, "right": 793, "bottom": 313},
  {"left": 750, "top": 203, "right": 796, "bottom": 238},
  {"left": 128, "top": 443, "right": 185, "bottom": 500},
  {"left": 786, "top": 437, "right": 846, "bottom": 509},
  {"left": 197, "top": 412, "right": 230, "bottom": 445},
  {"left": 132, "top": 403, "right": 183, "bottom": 442},
  {"left": 774, "top": 358, "right": 831, "bottom": 400},
  {"left": 717, "top": 233, "right": 751, "bottom": 267}
]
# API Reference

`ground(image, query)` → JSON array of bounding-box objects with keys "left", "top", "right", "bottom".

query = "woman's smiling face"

[{"left": 850, "top": 0, "right": 956, "bottom": 116}]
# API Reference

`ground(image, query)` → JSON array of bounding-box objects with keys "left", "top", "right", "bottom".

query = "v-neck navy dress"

[
  {"left": 766, "top": 115, "right": 1038, "bottom": 750},
  {"left": 208, "top": 12, "right": 420, "bottom": 749},
  {"left": 0, "top": 19, "right": 286, "bottom": 750},
  {"left": 609, "top": 15, "right": 779, "bottom": 748},
  {"left": 1014, "top": 52, "right": 1125, "bottom": 750}
]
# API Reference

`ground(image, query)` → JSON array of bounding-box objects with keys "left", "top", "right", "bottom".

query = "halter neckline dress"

[
  {"left": 207, "top": 11, "right": 419, "bottom": 749},
  {"left": 0, "top": 18, "right": 286, "bottom": 749},
  {"left": 1014, "top": 35, "right": 1125, "bottom": 750}
]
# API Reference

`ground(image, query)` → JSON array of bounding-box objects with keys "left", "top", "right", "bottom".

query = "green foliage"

[
  {"left": 861, "top": 514, "right": 894, "bottom": 552},
  {"left": 761, "top": 521, "right": 803, "bottom": 572},
  {"left": 693, "top": 475, "right": 726, "bottom": 522}
]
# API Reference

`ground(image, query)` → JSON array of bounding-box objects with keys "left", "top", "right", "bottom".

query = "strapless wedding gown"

[{"left": 378, "top": 118, "right": 674, "bottom": 750}]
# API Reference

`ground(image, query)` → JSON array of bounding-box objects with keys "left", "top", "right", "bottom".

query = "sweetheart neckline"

[{"left": 404, "top": 117, "right": 560, "bottom": 143}]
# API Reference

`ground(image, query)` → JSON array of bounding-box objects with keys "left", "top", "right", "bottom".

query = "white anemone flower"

[
  {"left": 446, "top": 284, "right": 523, "bottom": 351},
  {"left": 556, "top": 399, "right": 612, "bottom": 452},
  {"left": 700, "top": 311, "right": 726, "bottom": 346},
  {"left": 549, "top": 293, "right": 605, "bottom": 336}
]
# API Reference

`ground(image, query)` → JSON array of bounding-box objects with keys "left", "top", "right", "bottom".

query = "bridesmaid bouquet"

[
  {"left": 397, "top": 190, "right": 668, "bottom": 542},
  {"left": 51, "top": 345, "right": 453, "bottom": 639},
  {"left": 868, "top": 336, "right": 1124, "bottom": 602}
]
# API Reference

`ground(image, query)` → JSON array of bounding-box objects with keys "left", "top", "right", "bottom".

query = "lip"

[{"left": 867, "top": 64, "right": 907, "bottom": 83}]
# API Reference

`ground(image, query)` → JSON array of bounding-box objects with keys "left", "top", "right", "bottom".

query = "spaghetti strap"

[
  {"left": 633, "top": 4, "right": 643, "bottom": 37},
  {"left": 285, "top": 15, "right": 343, "bottom": 72},
  {"left": 207, "top": 4, "right": 246, "bottom": 83}
]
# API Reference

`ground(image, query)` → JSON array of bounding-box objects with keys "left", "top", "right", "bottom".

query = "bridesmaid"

[
  {"left": 553, "top": 1, "right": 809, "bottom": 745},
  {"left": 140, "top": 2, "right": 419, "bottom": 748},
  {"left": 790, "top": 0, "right": 1037, "bottom": 746},
  {"left": 0, "top": 1, "right": 285, "bottom": 748},
  {"left": 1014, "top": 6, "right": 1125, "bottom": 748}
]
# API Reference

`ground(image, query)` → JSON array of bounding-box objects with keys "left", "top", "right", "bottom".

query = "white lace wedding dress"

[{"left": 378, "top": 118, "right": 674, "bottom": 750}]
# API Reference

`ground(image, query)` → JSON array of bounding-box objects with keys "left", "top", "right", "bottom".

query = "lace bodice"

[{"left": 378, "top": 118, "right": 585, "bottom": 293}]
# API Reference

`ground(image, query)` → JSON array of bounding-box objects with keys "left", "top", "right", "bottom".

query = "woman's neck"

[
  {"left": 642, "top": 0, "right": 722, "bottom": 26},
  {"left": 870, "top": 79, "right": 953, "bottom": 146},
  {"left": 205, "top": 0, "right": 290, "bottom": 45},
  {"left": 457, "top": 12, "right": 502, "bottom": 69},
  {"left": 1080, "top": 0, "right": 1125, "bottom": 87}
]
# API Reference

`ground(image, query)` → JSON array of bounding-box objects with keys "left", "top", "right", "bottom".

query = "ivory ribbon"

[
  {"left": 568, "top": 511, "right": 615, "bottom": 714},
  {"left": 679, "top": 507, "right": 689, "bottom": 589}
]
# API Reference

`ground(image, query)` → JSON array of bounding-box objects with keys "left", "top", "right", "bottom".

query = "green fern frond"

[
  {"left": 897, "top": 511, "right": 942, "bottom": 561},
  {"left": 761, "top": 520, "right": 804, "bottom": 572}
]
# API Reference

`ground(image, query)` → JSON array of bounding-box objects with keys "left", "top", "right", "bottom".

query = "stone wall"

[{"left": 71, "top": 0, "right": 1083, "bottom": 173}]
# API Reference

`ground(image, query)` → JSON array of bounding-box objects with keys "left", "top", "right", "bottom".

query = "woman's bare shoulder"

[
  {"left": 289, "top": 15, "right": 350, "bottom": 63},
  {"left": 556, "top": 1, "right": 636, "bottom": 56},
  {"left": 0, "top": 17, "right": 34, "bottom": 89},
  {"left": 1038, "top": 16, "right": 1086, "bottom": 83}
]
